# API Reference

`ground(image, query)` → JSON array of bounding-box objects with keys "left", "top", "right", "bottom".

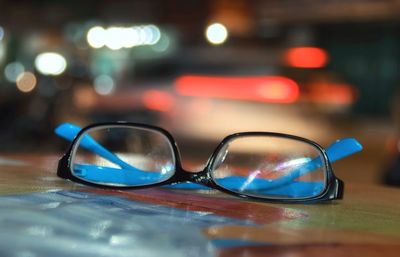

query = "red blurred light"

[
  {"left": 174, "top": 75, "right": 299, "bottom": 103},
  {"left": 284, "top": 47, "right": 329, "bottom": 68},
  {"left": 306, "top": 82, "right": 357, "bottom": 105},
  {"left": 142, "top": 90, "right": 174, "bottom": 112}
]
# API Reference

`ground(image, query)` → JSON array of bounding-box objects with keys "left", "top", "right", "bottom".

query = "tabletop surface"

[{"left": 0, "top": 154, "right": 400, "bottom": 257}]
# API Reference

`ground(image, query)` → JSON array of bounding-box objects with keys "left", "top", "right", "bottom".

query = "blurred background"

[{"left": 0, "top": 0, "right": 399, "bottom": 186}]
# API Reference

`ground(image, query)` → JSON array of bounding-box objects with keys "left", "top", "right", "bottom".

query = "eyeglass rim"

[{"left": 57, "top": 121, "right": 343, "bottom": 203}]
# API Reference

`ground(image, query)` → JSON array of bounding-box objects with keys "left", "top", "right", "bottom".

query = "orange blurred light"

[
  {"left": 284, "top": 47, "right": 328, "bottom": 68},
  {"left": 142, "top": 90, "right": 174, "bottom": 112},
  {"left": 73, "top": 85, "right": 97, "bottom": 109},
  {"left": 174, "top": 75, "right": 299, "bottom": 103},
  {"left": 306, "top": 82, "right": 357, "bottom": 105},
  {"left": 16, "top": 72, "right": 37, "bottom": 93}
]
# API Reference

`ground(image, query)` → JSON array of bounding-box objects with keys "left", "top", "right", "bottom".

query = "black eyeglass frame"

[{"left": 57, "top": 122, "right": 344, "bottom": 203}]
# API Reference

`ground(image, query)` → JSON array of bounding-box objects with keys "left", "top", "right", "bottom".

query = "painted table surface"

[{"left": 0, "top": 154, "right": 399, "bottom": 257}]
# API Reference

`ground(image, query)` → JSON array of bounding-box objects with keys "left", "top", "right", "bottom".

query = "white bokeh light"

[
  {"left": 205, "top": 23, "right": 228, "bottom": 45},
  {"left": 122, "top": 27, "right": 140, "bottom": 48},
  {"left": 4, "top": 62, "right": 25, "bottom": 82},
  {"left": 35, "top": 52, "right": 67, "bottom": 76},
  {"left": 140, "top": 25, "right": 161, "bottom": 45},
  {"left": 105, "top": 27, "right": 125, "bottom": 50},
  {"left": 86, "top": 25, "right": 162, "bottom": 50},
  {"left": 87, "top": 26, "right": 106, "bottom": 48},
  {"left": 94, "top": 75, "right": 115, "bottom": 95}
]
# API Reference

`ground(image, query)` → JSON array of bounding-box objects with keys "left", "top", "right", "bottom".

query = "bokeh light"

[
  {"left": 122, "top": 27, "right": 140, "bottom": 48},
  {"left": 4, "top": 62, "right": 25, "bottom": 82},
  {"left": 86, "top": 25, "right": 162, "bottom": 50},
  {"left": 94, "top": 75, "right": 115, "bottom": 95},
  {"left": 0, "top": 26, "right": 4, "bottom": 41},
  {"left": 152, "top": 34, "right": 170, "bottom": 53},
  {"left": 73, "top": 85, "right": 97, "bottom": 109},
  {"left": 87, "top": 26, "right": 106, "bottom": 48},
  {"left": 141, "top": 25, "right": 161, "bottom": 45},
  {"left": 142, "top": 90, "right": 174, "bottom": 112},
  {"left": 34, "top": 52, "right": 67, "bottom": 76},
  {"left": 284, "top": 47, "right": 329, "bottom": 68},
  {"left": 0, "top": 43, "right": 5, "bottom": 64},
  {"left": 175, "top": 75, "right": 299, "bottom": 103},
  {"left": 105, "top": 27, "right": 126, "bottom": 50},
  {"left": 16, "top": 72, "right": 37, "bottom": 93},
  {"left": 205, "top": 23, "right": 228, "bottom": 45},
  {"left": 306, "top": 82, "right": 357, "bottom": 105}
]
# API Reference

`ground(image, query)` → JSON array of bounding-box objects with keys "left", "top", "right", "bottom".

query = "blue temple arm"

[
  {"left": 55, "top": 122, "right": 362, "bottom": 190},
  {"left": 325, "top": 138, "right": 363, "bottom": 163}
]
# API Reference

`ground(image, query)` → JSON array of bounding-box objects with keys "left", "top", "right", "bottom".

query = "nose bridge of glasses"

[
  {"left": 191, "top": 171, "right": 212, "bottom": 185},
  {"left": 176, "top": 167, "right": 211, "bottom": 184}
]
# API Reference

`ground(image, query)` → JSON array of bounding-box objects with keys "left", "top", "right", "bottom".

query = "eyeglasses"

[{"left": 55, "top": 122, "right": 362, "bottom": 203}]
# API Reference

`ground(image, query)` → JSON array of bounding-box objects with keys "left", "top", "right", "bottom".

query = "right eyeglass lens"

[
  {"left": 210, "top": 135, "right": 327, "bottom": 199},
  {"left": 71, "top": 125, "right": 176, "bottom": 187}
]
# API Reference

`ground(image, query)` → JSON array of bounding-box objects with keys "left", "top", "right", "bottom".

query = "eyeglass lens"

[
  {"left": 210, "top": 136, "right": 327, "bottom": 199},
  {"left": 71, "top": 126, "right": 176, "bottom": 186}
]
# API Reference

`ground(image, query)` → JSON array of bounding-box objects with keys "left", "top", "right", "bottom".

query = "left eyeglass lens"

[{"left": 71, "top": 126, "right": 176, "bottom": 186}]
